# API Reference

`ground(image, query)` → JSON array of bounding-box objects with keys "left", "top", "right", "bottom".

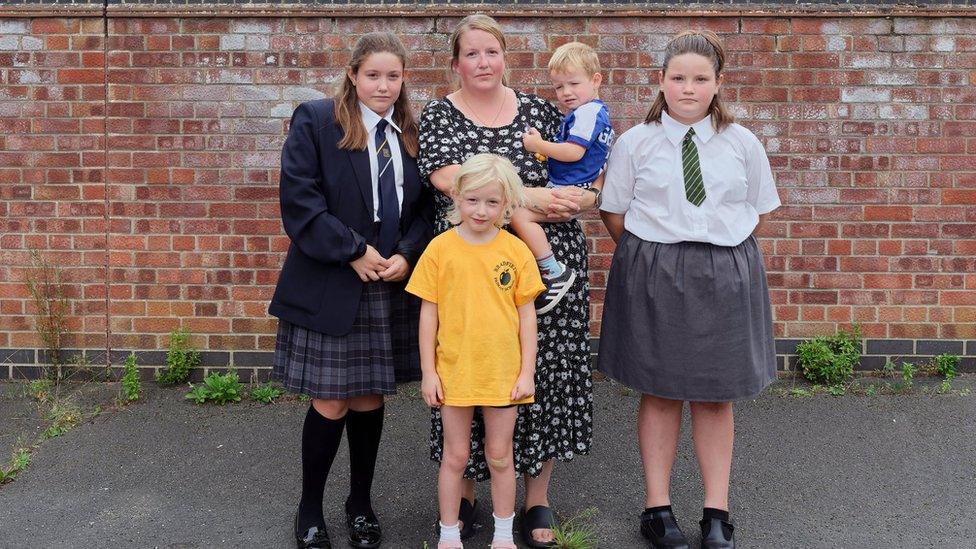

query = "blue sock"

[{"left": 537, "top": 253, "right": 563, "bottom": 279}]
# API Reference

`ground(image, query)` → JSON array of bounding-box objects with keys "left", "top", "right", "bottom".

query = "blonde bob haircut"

[
  {"left": 548, "top": 41, "right": 601, "bottom": 77},
  {"left": 446, "top": 153, "right": 526, "bottom": 228}
]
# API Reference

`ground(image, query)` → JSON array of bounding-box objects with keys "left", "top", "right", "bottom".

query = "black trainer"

[{"left": 535, "top": 265, "right": 576, "bottom": 314}]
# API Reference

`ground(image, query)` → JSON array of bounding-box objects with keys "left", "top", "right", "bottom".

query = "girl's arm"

[
  {"left": 419, "top": 299, "right": 443, "bottom": 407},
  {"left": 601, "top": 211, "right": 625, "bottom": 243},
  {"left": 511, "top": 301, "right": 537, "bottom": 401},
  {"left": 522, "top": 128, "right": 586, "bottom": 163},
  {"left": 753, "top": 213, "right": 768, "bottom": 237},
  {"left": 280, "top": 102, "right": 371, "bottom": 265}
]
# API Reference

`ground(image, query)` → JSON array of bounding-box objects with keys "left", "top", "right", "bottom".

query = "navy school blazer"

[{"left": 269, "top": 98, "right": 433, "bottom": 336}]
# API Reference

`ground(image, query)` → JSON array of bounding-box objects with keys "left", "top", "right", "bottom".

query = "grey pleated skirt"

[
  {"left": 597, "top": 232, "right": 776, "bottom": 402},
  {"left": 272, "top": 281, "right": 421, "bottom": 400}
]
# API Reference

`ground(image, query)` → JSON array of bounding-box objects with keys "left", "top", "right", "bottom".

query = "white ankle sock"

[
  {"left": 492, "top": 512, "right": 516, "bottom": 542},
  {"left": 439, "top": 521, "right": 461, "bottom": 543}
]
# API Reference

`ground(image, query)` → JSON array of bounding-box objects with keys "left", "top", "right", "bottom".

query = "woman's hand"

[
  {"left": 421, "top": 372, "right": 444, "bottom": 408},
  {"left": 378, "top": 253, "right": 410, "bottom": 282},
  {"left": 350, "top": 245, "right": 388, "bottom": 282},
  {"left": 511, "top": 372, "right": 535, "bottom": 402}
]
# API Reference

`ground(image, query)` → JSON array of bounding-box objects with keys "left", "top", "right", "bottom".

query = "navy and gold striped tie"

[
  {"left": 682, "top": 128, "right": 706, "bottom": 207},
  {"left": 375, "top": 119, "right": 399, "bottom": 257}
]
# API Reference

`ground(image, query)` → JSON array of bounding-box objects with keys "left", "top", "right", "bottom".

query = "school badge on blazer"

[{"left": 493, "top": 261, "right": 516, "bottom": 291}]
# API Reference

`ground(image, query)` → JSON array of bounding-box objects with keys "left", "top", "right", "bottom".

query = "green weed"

[
  {"left": 796, "top": 325, "right": 861, "bottom": 386},
  {"left": 157, "top": 328, "right": 200, "bottom": 385},
  {"left": 551, "top": 507, "right": 599, "bottom": 549},
  {"left": 26, "top": 378, "right": 54, "bottom": 402},
  {"left": 120, "top": 352, "right": 141, "bottom": 402},
  {"left": 0, "top": 448, "right": 31, "bottom": 485},
  {"left": 250, "top": 382, "right": 284, "bottom": 404},
  {"left": 43, "top": 399, "right": 82, "bottom": 439},
  {"left": 185, "top": 371, "right": 243, "bottom": 405}
]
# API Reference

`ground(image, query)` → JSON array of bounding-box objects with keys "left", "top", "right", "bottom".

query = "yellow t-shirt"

[{"left": 406, "top": 229, "right": 546, "bottom": 407}]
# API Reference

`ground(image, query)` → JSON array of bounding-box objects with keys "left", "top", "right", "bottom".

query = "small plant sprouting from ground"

[
  {"left": 25, "top": 250, "right": 70, "bottom": 374},
  {"left": 0, "top": 448, "right": 31, "bottom": 485},
  {"left": 250, "top": 382, "right": 284, "bottom": 404},
  {"left": 43, "top": 399, "right": 82, "bottom": 439},
  {"left": 901, "top": 361, "right": 916, "bottom": 390},
  {"left": 120, "top": 352, "right": 141, "bottom": 402},
  {"left": 157, "top": 328, "right": 200, "bottom": 385},
  {"left": 930, "top": 353, "right": 960, "bottom": 393},
  {"left": 551, "top": 507, "right": 600, "bottom": 549},
  {"left": 26, "top": 378, "right": 54, "bottom": 402},
  {"left": 796, "top": 325, "right": 861, "bottom": 387},
  {"left": 185, "top": 371, "right": 243, "bottom": 405}
]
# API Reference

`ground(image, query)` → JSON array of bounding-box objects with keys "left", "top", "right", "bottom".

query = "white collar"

[
  {"left": 358, "top": 102, "right": 401, "bottom": 133},
  {"left": 661, "top": 110, "right": 715, "bottom": 147}
]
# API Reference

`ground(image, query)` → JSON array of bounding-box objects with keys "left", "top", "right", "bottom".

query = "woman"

[
  {"left": 269, "top": 32, "right": 431, "bottom": 549},
  {"left": 417, "top": 14, "right": 595, "bottom": 548}
]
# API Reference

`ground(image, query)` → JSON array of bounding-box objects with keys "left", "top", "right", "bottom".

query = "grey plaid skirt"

[
  {"left": 272, "top": 281, "right": 421, "bottom": 400},
  {"left": 597, "top": 233, "right": 777, "bottom": 402}
]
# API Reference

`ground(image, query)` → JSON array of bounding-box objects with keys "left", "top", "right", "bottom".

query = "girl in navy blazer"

[{"left": 269, "top": 32, "right": 432, "bottom": 549}]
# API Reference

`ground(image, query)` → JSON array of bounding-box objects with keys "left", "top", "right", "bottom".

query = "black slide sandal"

[{"left": 519, "top": 505, "right": 557, "bottom": 548}]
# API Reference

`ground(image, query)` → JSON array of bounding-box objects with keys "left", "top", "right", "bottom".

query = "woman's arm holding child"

[
  {"left": 419, "top": 299, "right": 443, "bottom": 407},
  {"left": 511, "top": 302, "right": 537, "bottom": 401}
]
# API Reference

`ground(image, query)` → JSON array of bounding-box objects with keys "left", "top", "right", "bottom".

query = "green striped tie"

[{"left": 682, "top": 128, "right": 706, "bottom": 207}]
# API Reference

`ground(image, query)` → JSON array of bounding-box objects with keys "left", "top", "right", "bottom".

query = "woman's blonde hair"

[
  {"left": 446, "top": 154, "right": 526, "bottom": 227},
  {"left": 449, "top": 13, "right": 509, "bottom": 86},
  {"left": 644, "top": 30, "right": 734, "bottom": 132},
  {"left": 335, "top": 32, "right": 419, "bottom": 157}
]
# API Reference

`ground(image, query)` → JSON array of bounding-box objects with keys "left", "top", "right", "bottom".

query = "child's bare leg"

[
  {"left": 511, "top": 207, "right": 555, "bottom": 260},
  {"left": 439, "top": 406, "right": 475, "bottom": 528},
  {"left": 689, "top": 401, "right": 733, "bottom": 511},
  {"left": 483, "top": 405, "right": 519, "bottom": 543},
  {"left": 638, "top": 394, "right": 683, "bottom": 508}
]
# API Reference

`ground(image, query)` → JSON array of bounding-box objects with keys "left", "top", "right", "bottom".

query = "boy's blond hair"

[
  {"left": 446, "top": 154, "right": 526, "bottom": 228},
  {"left": 548, "top": 41, "right": 601, "bottom": 76}
]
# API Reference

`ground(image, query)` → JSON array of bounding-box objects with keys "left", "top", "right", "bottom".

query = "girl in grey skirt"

[{"left": 599, "top": 30, "right": 780, "bottom": 549}]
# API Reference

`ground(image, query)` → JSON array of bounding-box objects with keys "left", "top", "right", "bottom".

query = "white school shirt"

[
  {"left": 601, "top": 111, "right": 781, "bottom": 246},
  {"left": 359, "top": 102, "right": 405, "bottom": 221}
]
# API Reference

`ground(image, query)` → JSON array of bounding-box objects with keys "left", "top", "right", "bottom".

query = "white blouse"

[
  {"left": 359, "top": 102, "right": 404, "bottom": 222},
  {"left": 601, "top": 111, "right": 780, "bottom": 246}
]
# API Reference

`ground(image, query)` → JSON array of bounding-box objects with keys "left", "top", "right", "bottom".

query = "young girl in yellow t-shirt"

[{"left": 406, "top": 153, "right": 545, "bottom": 549}]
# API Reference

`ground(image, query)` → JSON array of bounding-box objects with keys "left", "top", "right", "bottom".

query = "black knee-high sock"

[
  {"left": 344, "top": 405, "right": 384, "bottom": 517},
  {"left": 298, "top": 404, "right": 346, "bottom": 531}
]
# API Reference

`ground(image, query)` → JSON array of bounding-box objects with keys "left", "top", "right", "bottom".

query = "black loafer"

[
  {"left": 345, "top": 509, "right": 382, "bottom": 549},
  {"left": 639, "top": 508, "right": 689, "bottom": 549},
  {"left": 699, "top": 517, "right": 735, "bottom": 549},
  {"left": 294, "top": 511, "right": 332, "bottom": 549}
]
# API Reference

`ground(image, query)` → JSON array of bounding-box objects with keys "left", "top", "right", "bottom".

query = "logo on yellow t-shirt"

[{"left": 493, "top": 261, "right": 516, "bottom": 291}]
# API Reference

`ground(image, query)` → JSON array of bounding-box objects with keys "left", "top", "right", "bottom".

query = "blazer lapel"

[{"left": 348, "top": 149, "right": 374, "bottom": 216}]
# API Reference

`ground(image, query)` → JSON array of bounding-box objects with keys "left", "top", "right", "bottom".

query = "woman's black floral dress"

[{"left": 417, "top": 91, "right": 594, "bottom": 479}]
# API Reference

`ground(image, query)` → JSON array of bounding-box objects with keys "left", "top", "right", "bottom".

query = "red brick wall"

[{"left": 2, "top": 12, "right": 975, "bottom": 374}]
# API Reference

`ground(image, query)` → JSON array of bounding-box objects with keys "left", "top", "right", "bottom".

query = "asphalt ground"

[{"left": 1, "top": 377, "right": 974, "bottom": 548}]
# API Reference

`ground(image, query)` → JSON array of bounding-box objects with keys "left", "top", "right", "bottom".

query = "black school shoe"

[
  {"left": 639, "top": 508, "right": 690, "bottom": 549},
  {"left": 699, "top": 517, "right": 735, "bottom": 549},
  {"left": 294, "top": 511, "right": 332, "bottom": 549},
  {"left": 345, "top": 501, "right": 382, "bottom": 548}
]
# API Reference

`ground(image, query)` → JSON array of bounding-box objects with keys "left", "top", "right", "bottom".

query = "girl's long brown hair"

[
  {"left": 644, "top": 30, "right": 734, "bottom": 132},
  {"left": 335, "top": 32, "right": 419, "bottom": 157}
]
